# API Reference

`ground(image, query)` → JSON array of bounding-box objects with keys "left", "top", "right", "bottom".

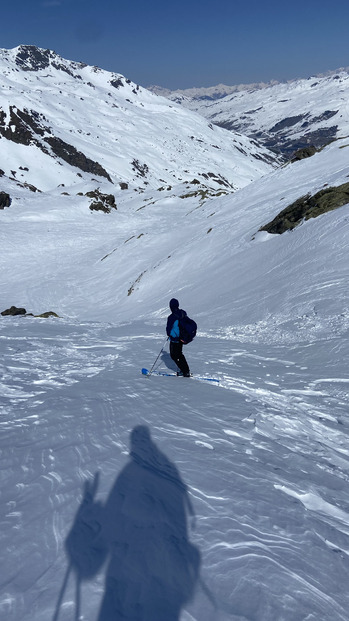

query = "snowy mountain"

[
  {"left": 148, "top": 80, "right": 280, "bottom": 101},
  {"left": 1, "top": 48, "right": 349, "bottom": 621},
  {"left": 0, "top": 45, "right": 278, "bottom": 195},
  {"left": 156, "top": 70, "right": 349, "bottom": 156}
]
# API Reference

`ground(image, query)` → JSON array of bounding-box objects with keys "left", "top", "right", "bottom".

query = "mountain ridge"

[
  {"left": 151, "top": 69, "right": 349, "bottom": 156},
  {"left": 0, "top": 45, "right": 278, "bottom": 194},
  {"left": 148, "top": 65, "right": 349, "bottom": 101}
]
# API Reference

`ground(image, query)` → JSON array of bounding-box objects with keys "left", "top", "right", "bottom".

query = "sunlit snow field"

[
  {"left": 1, "top": 53, "right": 349, "bottom": 620},
  {"left": 1, "top": 309, "right": 349, "bottom": 621}
]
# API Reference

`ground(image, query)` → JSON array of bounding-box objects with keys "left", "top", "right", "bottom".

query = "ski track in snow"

[{"left": 1, "top": 318, "right": 349, "bottom": 621}]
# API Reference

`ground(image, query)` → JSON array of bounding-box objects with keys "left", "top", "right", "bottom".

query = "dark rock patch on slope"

[
  {"left": 0, "top": 106, "right": 111, "bottom": 181},
  {"left": 260, "top": 182, "right": 349, "bottom": 234}
]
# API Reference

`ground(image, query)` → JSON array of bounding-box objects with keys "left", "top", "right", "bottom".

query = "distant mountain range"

[
  {"left": 149, "top": 69, "right": 349, "bottom": 156},
  {"left": 148, "top": 80, "right": 281, "bottom": 101}
]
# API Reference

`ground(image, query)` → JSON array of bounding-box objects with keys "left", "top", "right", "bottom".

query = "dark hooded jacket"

[{"left": 166, "top": 299, "right": 187, "bottom": 343}]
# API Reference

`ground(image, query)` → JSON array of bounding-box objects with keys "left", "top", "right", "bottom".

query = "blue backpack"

[{"left": 179, "top": 316, "right": 197, "bottom": 344}]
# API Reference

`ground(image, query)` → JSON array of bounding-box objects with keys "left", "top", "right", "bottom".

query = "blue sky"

[{"left": 2, "top": 0, "right": 349, "bottom": 89}]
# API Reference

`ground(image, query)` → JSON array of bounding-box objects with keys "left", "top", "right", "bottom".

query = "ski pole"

[
  {"left": 148, "top": 336, "right": 169, "bottom": 376},
  {"left": 52, "top": 562, "right": 72, "bottom": 621}
]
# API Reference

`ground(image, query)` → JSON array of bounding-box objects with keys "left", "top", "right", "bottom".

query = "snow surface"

[
  {"left": 1, "top": 49, "right": 349, "bottom": 621},
  {"left": 1, "top": 313, "right": 349, "bottom": 621}
]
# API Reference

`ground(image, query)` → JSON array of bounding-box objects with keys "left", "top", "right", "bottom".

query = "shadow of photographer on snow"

[{"left": 54, "top": 425, "right": 201, "bottom": 621}]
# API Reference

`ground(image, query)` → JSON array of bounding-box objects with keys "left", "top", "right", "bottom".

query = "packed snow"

[{"left": 1, "top": 48, "right": 349, "bottom": 621}]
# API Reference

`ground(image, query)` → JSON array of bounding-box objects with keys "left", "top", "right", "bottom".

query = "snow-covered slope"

[
  {"left": 159, "top": 70, "right": 349, "bottom": 156},
  {"left": 0, "top": 45, "right": 278, "bottom": 193},
  {"left": 1, "top": 131, "right": 349, "bottom": 620},
  {"left": 1, "top": 50, "right": 349, "bottom": 621},
  {"left": 1, "top": 136, "right": 348, "bottom": 327}
]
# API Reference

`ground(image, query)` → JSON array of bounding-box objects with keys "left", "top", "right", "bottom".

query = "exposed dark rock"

[
  {"left": 0, "top": 192, "right": 11, "bottom": 209},
  {"left": 290, "top": 146, "right": 318, "bottom": 162},
  {"left": 14, "top": 45, "right": 85, "bottom": 77},
  {"left": 131, "top": 159, "right": 149, "bottom": 177},
  {"left": 0, "top": 106, "right": 111, "bottom": 181},
  {"left": 119, "top": 182, "right": 128, "bottom": 190},
  {"left": 216, "top": 119, "right": 247, "bottom": 132},
  {"left": 1, "top": 306, "right": 59, "bottom": 318},
  {"left": 0, "top": 106, "right": 46, "bottom": 145},
  {"left": 312, "top": 110, "right": 338, "bottom": 123},
  {"left": 34, "top": 311, "right": 59, "bottom": 318},
  {"left": 270, "top": 115, "right": 308, "bottom": 133},
  {"left": 128, "top": 271, "right": 146, "bottom": 296},
  {"left": 201, "top": 172, "right": 233, "bottom": 188},
  {"left": 15, "top": 45, "right": 52, "bottom": 71},
  {"left": 21, "top": 182, "right": 41, "bottom": 193},
  {"left": 1, "top": 306, "right": 27, "bottom": 316},
  {"left": 179, "top": 186, "right": 229, "bottom": 202},
  {"left": 260, "top": 182, "right": 349, "bottom": 234},
  {"left": 261, "top": 126, "right": 338, "bottom": 156},
  {"left": 44, "top": 136, "right": 112, "bottom": 181},
  {"left": 86, "top": 189, "right": 117, "bottom": 213},
  {"left": 110, "top": 78, "right": 124, "bottom": 88}
]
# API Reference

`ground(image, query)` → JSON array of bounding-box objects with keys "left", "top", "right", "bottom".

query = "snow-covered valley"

[{"left": 1, "top": 46, "right": 349, "bottom": 621}]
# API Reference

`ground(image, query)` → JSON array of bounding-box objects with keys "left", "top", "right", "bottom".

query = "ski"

[{"left": 141, "top": 368, "right": 219, "bottom": 383}]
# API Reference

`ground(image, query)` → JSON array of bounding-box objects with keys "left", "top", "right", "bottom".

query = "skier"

[{"left": 166, "top": 298, "right": 191, "bottom": 377}]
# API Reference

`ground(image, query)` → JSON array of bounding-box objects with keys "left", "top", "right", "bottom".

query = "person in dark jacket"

[{"left": 166, "top": 298, "right": 191, "bottom": 377}]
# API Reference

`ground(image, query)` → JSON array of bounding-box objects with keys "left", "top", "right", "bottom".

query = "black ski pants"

[{"left": 170, "top": 341, "right": 190, "bottom": 376}]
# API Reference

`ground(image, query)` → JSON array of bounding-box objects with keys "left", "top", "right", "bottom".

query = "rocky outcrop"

[
  {"left": 14, "top": 45, "right": 86, "bottom": 76},
  {"left": 0, "top": 106, "right": 112, "bottom": 181},
  {"left": 1, "top": 306, "right": 26, "bottom": 316},
  {"left": 44, "top": 135, "right": 112, "bottom": 181},
  {"left": 86, "top": 189, "right": 117, "bottom": 213},
  {"left": 1, "top": 306, "right": 59, "bottom": 318},
  {"left": 290, "top": 146, "right": 318, "bottom": 162},
  {"left": 32, "top": 311, "right": 59, "bottom": 318},
  {"left": 131, "top": 159, "right": 149, "bottom": 178},
  {"left": 0, "top": 192, "right": 11, "bottom": 209},
  {"left": 260, "top": 182, "right": 349, "bottom": 234}
]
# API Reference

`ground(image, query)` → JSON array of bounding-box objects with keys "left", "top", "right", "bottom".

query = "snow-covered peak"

[
  {"left": 4, "top": 44, "right": 86, "bottom": 73},
  {"left": 0, "top": 45, "right": 279, "bottom": 193}
]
